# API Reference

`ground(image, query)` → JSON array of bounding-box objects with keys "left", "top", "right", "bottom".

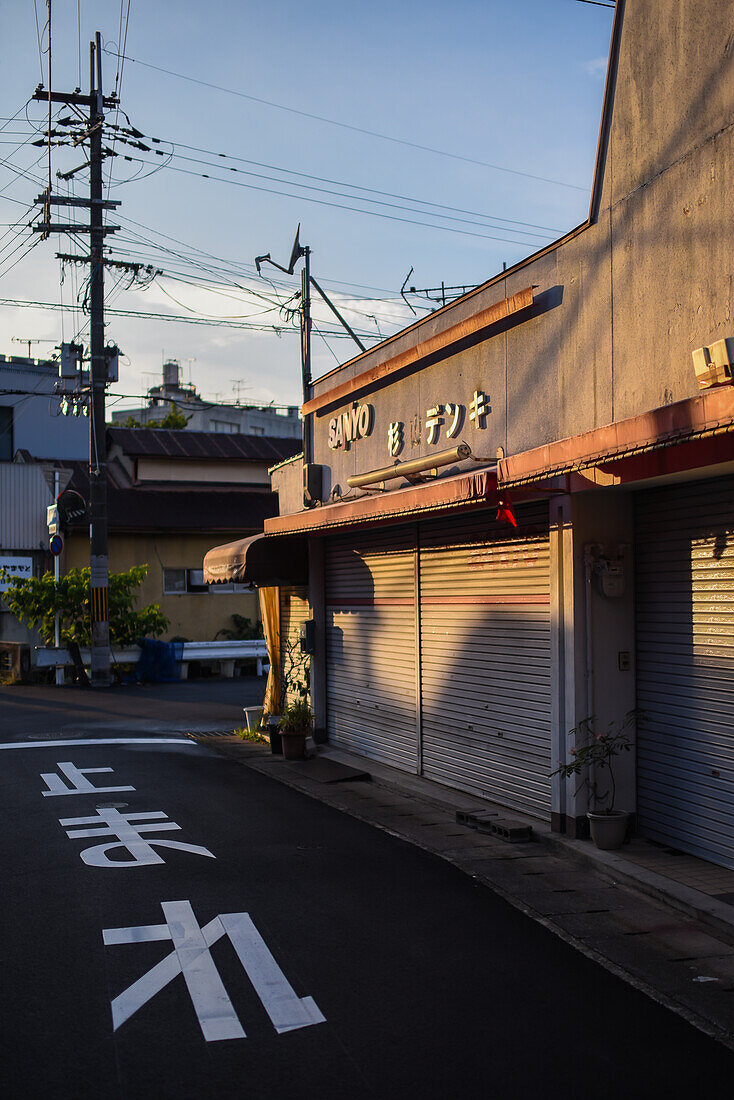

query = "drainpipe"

[
  {"left": 583, "top": 543, "right": 602, "bottom": 812},
  {"left": 583, "top": 545, "right": 598, "bottom": 721}
]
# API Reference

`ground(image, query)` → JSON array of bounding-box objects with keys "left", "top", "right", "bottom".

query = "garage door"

[
  {"left": 325, "top": 526, "right": 418, "bottom": 771},
  {"left": 636, "top": 476, "right": 734, "bottom": 868},
  {"left": 419, "top": 506, "right": 552, "bottom": 817}
]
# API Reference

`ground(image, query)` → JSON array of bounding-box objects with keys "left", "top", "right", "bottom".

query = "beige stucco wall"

[
  {"left": 306, "top": 0, "right": 734, "bottom": 494},
  {"left": 65, "top": 531, "right": 259, "bottom": 641},
  {"left": 271, "top": 456, "right": 304, "bottom": 515},
  {"left": 136, "top": 457, "right": 270, "bottom": 484}
]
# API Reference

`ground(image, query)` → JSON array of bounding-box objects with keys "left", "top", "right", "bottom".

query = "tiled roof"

[
  {"left": 107, "top": 427, "right": 301, "bottom": 463},
  {"left": 59, "top": 462, "right": 278, "bottom": 532},
  {"left": 106, "top": 488, "right": 278, "bottom": 532}
]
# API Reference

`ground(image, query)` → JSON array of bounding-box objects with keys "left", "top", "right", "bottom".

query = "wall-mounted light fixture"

[
  {"left": 692, "top": 338, "right": 733, "bottom": 388},
  {"left": 347, "top": 443, "right": 472, "bottom": 490}
]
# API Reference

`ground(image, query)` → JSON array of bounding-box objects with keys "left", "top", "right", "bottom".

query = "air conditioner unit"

[{"left": 692, "top": 338, "right": 733, "bottom": 388}]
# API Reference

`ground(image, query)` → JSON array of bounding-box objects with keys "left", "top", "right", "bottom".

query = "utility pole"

[
  {"left": 300, "top": 246, "right": 312, "bottom": 465},
  {"left": 32, "top": 32, "right": 119, "bottom": 686},
  {"left": 87, "top": 33, "right": 110, "bottom": 686},
  {"left": 256, "top": 227, "right": 366, "bottom": 476}
]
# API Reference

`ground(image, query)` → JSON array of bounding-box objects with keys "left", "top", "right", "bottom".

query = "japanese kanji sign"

[{"left": 384, "top": 389, "right": 491, "bottom": 456}]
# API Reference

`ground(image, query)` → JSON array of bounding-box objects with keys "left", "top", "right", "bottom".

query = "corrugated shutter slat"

[
  {"left": 635, "top": 476, "right": 734, "bottom": 869},
  {"left": 419, "top": 506, "right": 551, "bottom": 818}
]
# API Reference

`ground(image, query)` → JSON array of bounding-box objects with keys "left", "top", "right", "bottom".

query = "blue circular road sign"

[{"left": 49, "top": 535, "right": 63, "bottom": 556}]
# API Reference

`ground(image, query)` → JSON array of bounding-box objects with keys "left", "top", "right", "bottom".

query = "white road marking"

[
  {"left": 220, "top": 912, "right": 327, "bottom": 1034},
  {"left": 104, "top": 901, "right": 326, "bottom": 1042},
  {"left": 0, "top": 738, "right": 195, "bottom": 750},
  {"left": 41, "top": 761, "right": 135, "bottom": 797},
  {"left": 164, "top": 902, "right": 246, "bottom": 1042},
  {"left": 60, "top": 808, "right": 216, "bottom": 867}
]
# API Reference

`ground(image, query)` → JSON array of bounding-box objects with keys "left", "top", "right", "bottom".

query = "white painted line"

[
  {"left": 163, "top": 902, "right": 246, "bottom": 1043},
  {"left": 104, "top": 901, "right": 325, "bottom": 1041},
  {"left": 105, "top": 907, "right": 245, "bottom": 1041},
  {"left": 103, "top": 924, "right": 171, "bottom": 945},
  {"left": 0, "top": 738, "right": 195, "bottom": 750},
  {"left": 61, "top": 807, "right": 215, "bottom": 867},
  {"left": 41, "top": 761, "right": 135, "bottom": 797},
  {"left": 110, "top": 945, "right": 183, "bottom": 1032},
  {"left": 220, "top": 912, "right": 326, "bottom": 1034}
]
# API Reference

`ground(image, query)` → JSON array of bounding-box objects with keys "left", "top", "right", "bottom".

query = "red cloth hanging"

[{"left": 496, "top": 493, "right": 518, "bottom": 527}]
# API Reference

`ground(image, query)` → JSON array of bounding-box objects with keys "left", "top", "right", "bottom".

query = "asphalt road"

[
  {"left": 1, "top": 723, "right": 733, "bottom": 1097},
  {"left": 0, "top": 677, "right": 261, "bottom": 740}
]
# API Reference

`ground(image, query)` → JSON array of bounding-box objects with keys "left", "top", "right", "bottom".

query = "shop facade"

[{"left": 205, "top": 0, "right": 734, "bottom": 868}]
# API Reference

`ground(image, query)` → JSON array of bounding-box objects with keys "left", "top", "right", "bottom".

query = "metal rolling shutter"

[
  {"left": 325, "top": 526, "right": 418, "bottom": 771},
  {"left": 280, "top": 586, "right": 310, "bottom": 707},
  {"left": 419, "top": 506, "right": 552, "bottom": 817},
  {"left": 636, "top": 476, "right": 734, "bottom": 869}
]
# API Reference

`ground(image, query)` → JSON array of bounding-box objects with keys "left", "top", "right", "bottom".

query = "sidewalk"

[{"left": 194, "top": 732, "right": 734, "bottom": 1052}]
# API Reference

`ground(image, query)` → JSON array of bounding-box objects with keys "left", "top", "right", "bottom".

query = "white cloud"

[{"left": 582, "top": 57, "right": 608, "bottom": 80}]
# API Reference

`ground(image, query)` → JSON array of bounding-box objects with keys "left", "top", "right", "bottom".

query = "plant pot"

[
  {"left": 269, "top": 731, "right": 283, "bottom": 755},
  {"left": 587, "top": 810, "right": 631, "bottom": 850},
  {"left": 280, "top": 731, "right": 307, "bottom": 761},
  {"left": 267, "top": 717, "right": 282, "bottom": 755},
  {"left": 243, "top": 706, "right": 264, "bottom": 733}
]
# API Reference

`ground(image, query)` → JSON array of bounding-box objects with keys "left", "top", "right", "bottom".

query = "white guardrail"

[{"left": 35, "top": 639, "right": 270, "bottom": 678}]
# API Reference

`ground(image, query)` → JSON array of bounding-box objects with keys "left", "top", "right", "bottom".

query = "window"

[
  {"left": 211, "top": 420, "right": 238, "bottom": 433},
  {"left": 210, "top": 582, "right": 255, "bottom": 593},
  {"left": 187, "top": 569, "right": 209, "bottom": 593},
  {"left": 163, "top": 568, "right": 186, "bottom": 594},
  {"left": 0, "top": 406, "right": 12, "bottom": 461},
  {"left": 163, "top": 569, "right": 251, "bottom": 595}
]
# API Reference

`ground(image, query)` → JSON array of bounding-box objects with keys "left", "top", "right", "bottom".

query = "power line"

[
  {"left": 102, "top": 47, "right": 588, "bottom": 193},
  {"left": 102, "top": 211, "right": 436, "bottom": 305},
  {"left": 143, "top": 146, "right": 558, "bottom": 240},
  {"left": 135, "top": 133, "right": 563, "bottom": 236},
  {"left": 0, "top": 294, "right": 379, "bottom": 336},
  {"left": 118, "top": 152, "right": 559, "bottom": 247}
]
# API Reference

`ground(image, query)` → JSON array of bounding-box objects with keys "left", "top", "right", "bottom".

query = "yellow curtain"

[{"left": 259, "top": 586, "right": 281, "bottom": 716}]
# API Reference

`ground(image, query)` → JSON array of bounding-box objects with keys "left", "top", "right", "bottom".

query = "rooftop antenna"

[
  {"left": 401, "top": 267, "right": 477, "bottom": 311},
  {"left": 11, "top": 336, "right": 55, "bottom": 359}
]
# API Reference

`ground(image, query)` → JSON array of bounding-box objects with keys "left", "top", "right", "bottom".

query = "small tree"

[
  {"left": 215, "top": 613, "right": 263, "bottom": 641},
  {"left": 157, "top": 404, "right": 191, "bottom": 430},
  {"left": 0, "top": 564, "right": 168, "bottom": 647}
]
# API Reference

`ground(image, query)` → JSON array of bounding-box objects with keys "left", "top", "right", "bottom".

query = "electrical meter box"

[{"left": 299, "top": 619, "right": 315, "bottom": 655}]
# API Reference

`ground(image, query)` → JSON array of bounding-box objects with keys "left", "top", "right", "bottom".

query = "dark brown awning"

[{"left": 203, "top": 533, "right": 308, "bottom": 586}]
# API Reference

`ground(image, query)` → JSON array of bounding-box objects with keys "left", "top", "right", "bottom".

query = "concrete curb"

[{"left": 540, "top": 834, "right": 734, "bottom": 947}]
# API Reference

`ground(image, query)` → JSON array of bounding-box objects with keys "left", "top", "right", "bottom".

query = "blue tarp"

[{"left": 134, "top": 639, "right": 184, "bottom": 683}]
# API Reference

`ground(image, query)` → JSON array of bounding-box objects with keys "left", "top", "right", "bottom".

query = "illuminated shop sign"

[
  {"left": 387, "top": 389, "right": 491, "bottom": 457},
  {"left": 328, "top": 403, "right": 374, "bottom": 450},
  {"left": 326, "top": 388, "right": 491, "bottom": 457}
]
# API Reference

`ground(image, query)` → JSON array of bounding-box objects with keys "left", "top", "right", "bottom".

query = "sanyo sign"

[{"left": 327, "top": 403, "right": 374, "bottom": 450}]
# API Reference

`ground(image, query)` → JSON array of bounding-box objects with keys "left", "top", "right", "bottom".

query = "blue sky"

[{"left": 0, "top": 0, "right": 613, "bottom": 411}]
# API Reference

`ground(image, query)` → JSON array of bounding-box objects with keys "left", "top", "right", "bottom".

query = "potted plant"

[
  {"left": 278, "top": 698, "right": 314, "bottom": 761},
  {"left": 551, "top": 711, "right": 637, "bottom": 850},
  {"left": 265, "top": 636, "right": 311, "bottom": 756}
]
